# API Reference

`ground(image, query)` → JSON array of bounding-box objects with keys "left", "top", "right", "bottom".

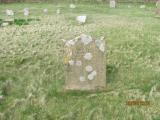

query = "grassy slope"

[{"left": 0, "top": 3, "right": 160, "bottom": 120}]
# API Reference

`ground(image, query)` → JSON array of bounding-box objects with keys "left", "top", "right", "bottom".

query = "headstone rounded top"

[{"left": 80, "top": 34, "right": 92, "bottom": 45}]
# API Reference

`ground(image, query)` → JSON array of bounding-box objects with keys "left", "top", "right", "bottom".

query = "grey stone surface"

[{"left": 64, "top": 34, "right": 106, "bottom": 91}]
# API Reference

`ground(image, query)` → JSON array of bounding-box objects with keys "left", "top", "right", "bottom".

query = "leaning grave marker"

[{"left": 64, "top": 34, "right": 106, "bottom": 90}]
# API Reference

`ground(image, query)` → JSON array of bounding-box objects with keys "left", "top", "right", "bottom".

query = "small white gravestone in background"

[
  {"left": 24, "top": 8, "right": 29, "bottom": 16},
  {"left": 76, "top": 15, "right": 87, "bottom": 24},
  {"left": 110, "top": 0, "right": 116, "bottom": 8},
  {"left": 5, "top": 9, "right": 14, "bottom": 24},
  {"left": 43, "top": 9, "right": 48, "bottom": 14},
  {"left": 140, "top": 5, "right": 146, "bottom": 9},
  {"left": 64, "top": 34, "right": 106, "bottom": 90},
  {"left": 128, "top": 5, "right": 131, "bottom": 8},
  {"left": 6, "top": 9, "right": 14, "bottom": 16},
  {"left": 70, "top": 4, "right": 76, "bottom": 9},
  {"left": 56, "top": 9, "right": 61, "bottom": 14}
]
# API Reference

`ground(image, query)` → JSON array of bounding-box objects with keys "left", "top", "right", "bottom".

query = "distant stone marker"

[
  {"left": 43, "top": 9, "right": 48, "bottom": 14},
  {"left": 6, "top": 9, "right": 14, "bottom": 16},
  {"left": 76, "top": 15, "right": 87, "bottom": 24},
  {"left": 56, "top": 9, "right": 61, "bottom": 14},
  {"left": 140, "top": 5, "right": 146, "bottom": 9},
  {"left": 70, "top": 4, "right": 76, "bottom": 9},
  {"left": 5, "top": 9, "right": 14, "bottom": 25},
  {"left": 110, "top": 0, "right": 116, "bottom": 8},
  {"left": 24, "top": 8, "right": 29, "bottom": 16},
  {"left": 64, "top": 34, "right": 106, "bottom": 90}
]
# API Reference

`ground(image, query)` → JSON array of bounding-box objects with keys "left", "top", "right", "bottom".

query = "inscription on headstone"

[{"left": 64, "top": 34, "right": 106, "bottom": 90}]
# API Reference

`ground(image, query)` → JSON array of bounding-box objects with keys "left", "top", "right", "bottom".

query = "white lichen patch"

[
  {"left": 65, "top": 40, "right": 75, "bottom": 47},
  {"left": 99, "top": 43, "right": 105, "bottom": 52},
  {"left": 84, "top": 53, "right": 93, "bottom": 60},
  {"left": 87, "top": 70, "right": 97, "bottom": 80},
  {"left": 80, "top": 34, "right": 92, "bottom": 45},
  {"left": 95, "top": 40, "right": 105, "bottom": 52},
  {"left": 68, "top": 60, "right": 74, "bottom": 66},
  {"left": 88, "top": 74, "right": 94, "bottom": 80},
  {"left": 85, "top": 65, "right": 93, "bottom": 72},
  {"left": 79, "top": 76, "right": 85, "bottom": 82},
  {"left": 91, "top": 70, "right": 97, "bottom": 76},
  {"left": 76, "top": 60, "right": 82, "bottom": 66}
]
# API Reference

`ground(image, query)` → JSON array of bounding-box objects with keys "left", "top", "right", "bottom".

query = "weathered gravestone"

[
  {"left": 110, "top": 0, "right": 116, "bottom": 8},
  {"left": 64, "top": 34, "right": 106, "bottom": 90}
]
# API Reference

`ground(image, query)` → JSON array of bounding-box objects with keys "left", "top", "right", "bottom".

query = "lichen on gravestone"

[{"left": 64, "top": 34, "right": 106, "bottom": 90}]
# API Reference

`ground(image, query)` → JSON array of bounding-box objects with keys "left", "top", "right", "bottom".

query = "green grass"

[{"left": 0, "top": 3, "right": 160, "bottom": 120}]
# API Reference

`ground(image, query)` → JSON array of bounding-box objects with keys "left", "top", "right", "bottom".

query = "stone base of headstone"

[{"left": 64, "top": 34, "right": 106, "bottom": 91}]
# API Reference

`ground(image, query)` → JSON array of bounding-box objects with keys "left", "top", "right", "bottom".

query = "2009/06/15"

[{"left": 126, "top": 100, "right": 150, "bottom": 106}]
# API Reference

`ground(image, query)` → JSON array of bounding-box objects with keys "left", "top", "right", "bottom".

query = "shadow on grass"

[{"left": 106, "top": 64, "right": 118, "bottom": 83}]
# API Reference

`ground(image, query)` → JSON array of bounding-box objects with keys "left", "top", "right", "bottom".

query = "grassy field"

[{"left": 0, "top": 3, "right": 160, "bottom": 120}]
